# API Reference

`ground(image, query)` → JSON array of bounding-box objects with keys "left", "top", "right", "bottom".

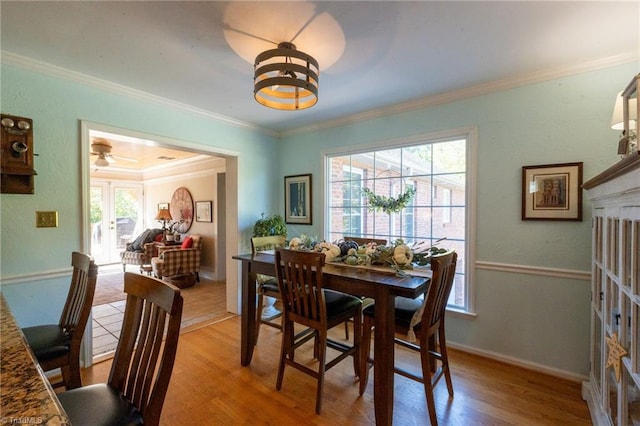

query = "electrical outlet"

[{"left": 36, "top": 211, "right": 58, "bottom": 228}]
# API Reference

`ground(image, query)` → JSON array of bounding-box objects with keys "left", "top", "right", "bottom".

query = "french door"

[{"left": 90, "top": 180, "right": 143, "bottom": 265}]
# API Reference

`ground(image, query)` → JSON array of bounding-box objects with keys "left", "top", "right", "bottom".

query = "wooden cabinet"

[{"left": 583, "top": 153, "right": 640, "bottom": 425}]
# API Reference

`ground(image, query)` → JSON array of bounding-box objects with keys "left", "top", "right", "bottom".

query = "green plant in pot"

[
  {"left": 253, "top": 213, "right": 287, "bottom": 237},
  {"left": 252, "top": 213, "right": 287, "bottom": 320}
]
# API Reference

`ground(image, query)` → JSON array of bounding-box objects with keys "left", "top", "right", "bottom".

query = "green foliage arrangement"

[
  {"left": 361, "top": 186, "right": 416, "bottom": 214},
  {"left": 253, "top": 213, "right": 287, "bottom": 237}
]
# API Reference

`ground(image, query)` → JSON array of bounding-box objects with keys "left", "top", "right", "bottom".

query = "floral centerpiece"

[{"left": 288, "top": 234, "right": 447, "bottom": 276}]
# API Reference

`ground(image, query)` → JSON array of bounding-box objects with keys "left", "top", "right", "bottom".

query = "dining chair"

[
  {"left": 57, "top": 272, "right": 183, "bottom": 426},
  {"left": 274, "top": 247, "right": 362, "bottom": 414},
  {"left": 22, "top": 252, "right": 98, "bottom": 390},
  {"left": 359, "top": 250, "right": 458, "bottom": 426},
  {"left": 251, "top": 235, "right": 287, "bottom": 344},
  {"left": 340, "top": 236, "right": 387, "bottom": 340}
]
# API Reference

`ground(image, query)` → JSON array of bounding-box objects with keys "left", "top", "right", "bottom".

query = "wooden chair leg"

[
  {"left": 345, "top": 320, "right": 350, "bottom": 340},
  {"left": 62, "top": 361, "right": 82, "bottom": 390},
  {"left": 352, "top": 313, "right": 362, "bottom": 377},
  {"left": 359, "top": 316, "right": 373, "bottom": 395},
  {"left": 439, "top": 325, "right": 454, "bottom": 396},
  {"left": 315, "top": 329, "right": 328, "bottom": 414},
  {"left": 420, "top": 342, "right": 439, "bottom": 426},
  {"left": 276, "top": 320, "right": 293, "bottom": 391}
]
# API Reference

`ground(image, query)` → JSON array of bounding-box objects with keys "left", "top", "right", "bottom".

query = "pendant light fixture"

[{"left": 254, "top": 42, "right": 319, "bottom": 110}]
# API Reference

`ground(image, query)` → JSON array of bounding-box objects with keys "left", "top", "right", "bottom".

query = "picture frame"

[
  {"left": 285, "top": 174, "right": 312, "bottom": 224},
  {"left": 195, "top": 200, "right": 213, "bottom": 223},
  {"left": 522, "top": 162, "right": 583, "bottom": 221},
  {"left": 158, "top": 202, "right": 169, "bottom": 211}
]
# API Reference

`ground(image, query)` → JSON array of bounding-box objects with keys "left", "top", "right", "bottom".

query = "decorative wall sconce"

[{"left": 1, "top": 114, "right": 37, "bottom": 194}]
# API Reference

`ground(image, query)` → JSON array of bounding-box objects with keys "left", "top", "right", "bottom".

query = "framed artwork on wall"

[
  {"left": 196, "top": 201, "right": 213, "bottom": 222},
  {"left": 521, "top": 162, "right": 583, "bottom": 221},
  {"left": 170, "top": 187, "right": 194, "bottom": 233},
  {"left": 285, "top": 174, "right": 312, "bottom": 224}
]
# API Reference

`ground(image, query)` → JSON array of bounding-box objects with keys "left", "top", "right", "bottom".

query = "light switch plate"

[{"left": 36, "top": 211, "right": 58, "bottom": 228}]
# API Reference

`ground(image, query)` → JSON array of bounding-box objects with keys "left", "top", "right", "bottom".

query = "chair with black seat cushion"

[
  {"left": 274, "top": 247, "right": 362, "bottom": 414},
  {"left": 57, "top": 272, "right": 183, "bottom": 426},
  {"left": 23, "top": 252, "right": 98, "bottom": 390},
  {"left": 251, "top": 235, "right": 287, "bottom": 344},
  {"left": 359, "top": 250, "right": 458, "bottom": 426}
]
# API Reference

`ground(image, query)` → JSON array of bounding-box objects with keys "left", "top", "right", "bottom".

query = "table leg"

[
  {"left": 240, "top": 261, "right": 257, "bottom": 366},
  {"left": 373, "top": 289, "right": 395, "bottom": 426}
]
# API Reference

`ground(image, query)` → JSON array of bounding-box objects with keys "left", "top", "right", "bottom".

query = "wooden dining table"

[
  {"left": 0, "top": 295, "right": 70, "bottom": 425},
  {"left": 233, "top": 252, "right": 430, "bottom": 426}
]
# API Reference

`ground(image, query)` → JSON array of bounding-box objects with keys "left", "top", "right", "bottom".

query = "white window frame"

[{"left": 322, "top": 127, "right": 477, "bottom": 315}]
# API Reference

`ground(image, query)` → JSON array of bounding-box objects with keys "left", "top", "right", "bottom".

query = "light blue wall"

[
  {"left": 0, "top": 63, "right": 279, "bottom": 324},
  {"left": 1, "top": 58, "right": 636, "bottom": 378},
  {"left": 279, "top": 63, "right": 637, "bottom": 377}
]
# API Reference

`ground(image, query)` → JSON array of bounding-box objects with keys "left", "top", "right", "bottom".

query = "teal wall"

[
  {"left": 278, "top": 63, "right": 637, "bottom": 377},
  {"left": 1, "top": 58, "right": 636, "bottom": 378},
  {"left": 0, "top": 62, "right": 279, "bottom": 325}
]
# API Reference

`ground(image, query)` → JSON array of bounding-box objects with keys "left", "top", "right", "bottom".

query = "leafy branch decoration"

[{"left": 361, "top": 186, "right": 416, "bottom": 214}]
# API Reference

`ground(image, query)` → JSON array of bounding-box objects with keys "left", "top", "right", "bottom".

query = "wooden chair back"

[
  {"left": 108, "top": 272, "right": 183, "bottom": 426},
  {"left": 420, "top": 250, "right": 458, "bottom": 336},
  {"left": 251, "top": 235, "right": 287, "bottom": 253},
  {"left": 34, "top": 251, "right": 98, "bottom": 388},
  {"left": 344, "top": 237, "right": 388, "bottom": 246},
  {"left": 60, "top": 252, "right": 98, "bottom": 355},
  {"left": 274, "top": 248, "right": 326, "bottom": 327}
]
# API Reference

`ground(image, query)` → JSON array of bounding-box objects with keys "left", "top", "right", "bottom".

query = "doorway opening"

[{"left": 81, "top": 121, "right": 239, "bottom": 365}]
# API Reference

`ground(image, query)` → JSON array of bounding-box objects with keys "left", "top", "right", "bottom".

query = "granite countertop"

[{"left": 0, "top": 296, "right": 70, "bottom": 425}]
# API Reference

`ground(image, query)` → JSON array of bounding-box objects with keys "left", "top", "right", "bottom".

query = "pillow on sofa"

[
  {"left": 155, "top": 233, "right": 164, "bottom": 242},
  {"left": 181, "top": 236, "right": 193, "bottom": 249}
]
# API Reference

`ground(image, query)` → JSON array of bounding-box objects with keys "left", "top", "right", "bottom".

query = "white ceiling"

[{"left": 1, "top": 1, "right": 638, "bottom": 138}]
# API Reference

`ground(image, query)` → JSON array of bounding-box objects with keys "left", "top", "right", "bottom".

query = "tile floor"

[
  {"left": 92, "top": 300, "right": 125, "bottom": 357},
  {"left": 91, "top": 275, "right": 230, "bottom": 359}
]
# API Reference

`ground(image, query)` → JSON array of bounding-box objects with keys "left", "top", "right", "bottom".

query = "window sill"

[{"left": 447, "top": 307, "right": 477, "bottom": 320}]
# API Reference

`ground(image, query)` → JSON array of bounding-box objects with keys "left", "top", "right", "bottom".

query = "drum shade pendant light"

[{"left": 254, "top": 42, "right": 319, "bottom": 110}]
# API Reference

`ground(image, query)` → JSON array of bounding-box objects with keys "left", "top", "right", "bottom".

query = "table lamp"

[{"left": 155, "top": 208, "right": 173, "bottom": 243}]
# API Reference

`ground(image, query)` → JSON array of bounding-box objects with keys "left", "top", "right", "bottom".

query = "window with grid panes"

[{"left": 326, "top": 137, "right": 471, "bottom": 311}]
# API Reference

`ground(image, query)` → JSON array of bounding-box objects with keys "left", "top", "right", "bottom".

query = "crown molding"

[
  {"left": 281, "top": 52, "right": 639, "bottom": 138},
  {"left": 3, "top": 50, "right": 636, "bottom": 140},
  {"left": 1, "top": 50, "right": 278, "bottom": 138}
]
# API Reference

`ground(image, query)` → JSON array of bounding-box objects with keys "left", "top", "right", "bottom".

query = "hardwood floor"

[{"left": 81, "top": 317, "right": 591, "bottom": 425}]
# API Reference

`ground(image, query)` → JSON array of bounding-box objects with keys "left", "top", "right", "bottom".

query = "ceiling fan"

[{"left": 90, "top": 138, "right": 138, "bottom": 167}]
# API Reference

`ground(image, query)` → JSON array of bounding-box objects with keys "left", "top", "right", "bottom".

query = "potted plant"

[{"left": 252, "top": 213, "right": 287, "bottom": 238}]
